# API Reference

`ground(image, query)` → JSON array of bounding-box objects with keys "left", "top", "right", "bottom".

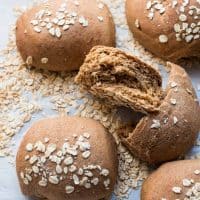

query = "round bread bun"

[
  {"left": 126, "top": 0, "right": 200, "bottom": 62},
  {"left": 16, "top": 116, "right": 118, "bottom": 200},
  {"left": 16, "top": 0, "right": 115, "bottom": 71},
  {"left": 119, "top": 62, "right": 200, "bottom": 165},
  {"left": 141, "top": 159, "right": 200, "bottom": 200}
]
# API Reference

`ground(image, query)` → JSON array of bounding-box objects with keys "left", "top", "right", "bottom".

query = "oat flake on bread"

[
  {"left": 16, "top": 0, "right": 115, "bottom": 71},
  {"left": 126, "top": 0, "right": 200, "bottom": 61}
]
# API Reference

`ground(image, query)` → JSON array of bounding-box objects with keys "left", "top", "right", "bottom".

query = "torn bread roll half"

[
  {"left": 16, "top": 116, "right": 118, "bottom": 200},
  {"left": 75, "top": 46, "right": 163, "bottom": 114},
  {"left": 75, "top": 46, "right": 200, "bottom": 165},
  {"left": 141, "top": 159, "right": 200, "bottom": 200},
  {"left": 16, "top": 0, "right": 115, "bottom": 71}
]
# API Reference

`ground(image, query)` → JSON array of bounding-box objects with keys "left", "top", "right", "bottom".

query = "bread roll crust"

[
  {"left": 16, "top": 0, "right": 115, "bottom": 71},
  {"left": 126, "top": 0, "right": 200, "bottom": 61},
  {"left": 16, "top": 116, "right": 118, "bottom": 200},
  {"left": 141, "top": 160, "right": 200, "bottom": 200}
]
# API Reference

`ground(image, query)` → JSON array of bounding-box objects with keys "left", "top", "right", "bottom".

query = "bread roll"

[
  {"left": 119, "top": 62, "right": 200, "bottom": 165},
  {"left": 75, "top": 46, "right": 200, "bottom": 165},
  {"left": 141, "top": 159, "right": 200, "bottom": 200},
  {"left": 16, "top": 116, "right": 118, "bottom": 200},
  {"left": 126, "top": 0, "right": 200, "bottom": 61},
  {"left": 75, "top": 46, "right": 163, "bottom": 114},
  {"left": 16, "top": 0, "right": 115, "bottom": 71}
]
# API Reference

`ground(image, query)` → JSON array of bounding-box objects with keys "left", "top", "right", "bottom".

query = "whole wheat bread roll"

[
  {"left": 141, "top": 159, "right": 200, "bottom": 200},
  {"left": 16, "top": 0, "right": 115, "bottom": 71},
  {"left": 120, "top": 62, "right": 200, "bottom": 165},
  {"left": 126, "top": 0, "right": 200, "bottom": 62},
  {"left": 75, "top": 46, "right": 200, "bottom": 165},
  {"left": 16, "top": 116, "right": 118, "bottom": 200}
]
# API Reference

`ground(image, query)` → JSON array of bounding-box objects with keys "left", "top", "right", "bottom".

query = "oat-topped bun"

[
  {"left": 16, "top": 0, "right": 115, "bottom": 72},
  {"left": 16, "top": 116, "right": 118, "bottom": 200},
  {"left": 75, "top": 46, "right": 200, "bottom": 165},
  {"left": 126, "top": 0, "right": 200, "bottom": 62},
  {"left": 75, "top": 46, "right": 163, "bottom": 114},
  {"left": 120, "top": 62, "right": 200, "bottom": 165},
  {"left": 141, "top": 159, "right": 200, "bottom": 200}
]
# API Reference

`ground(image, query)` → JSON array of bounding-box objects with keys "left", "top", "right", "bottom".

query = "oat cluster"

[
  {"left": 20, "top": 133, "right": 111, "bottom": 193},
  {"left": 162, "top": 169, "right": 200, "bottom": 199},
  {"left": 30, "top": 0, "right": 104, "bottom": 38},
  {"left": 135, "top": 0, "right": 200, "bottom": 43}
]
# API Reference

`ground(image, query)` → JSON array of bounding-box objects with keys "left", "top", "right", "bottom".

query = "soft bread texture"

[
  {"left": 141, "top": 160, "right": 200, "bottom": 200},
  {"left": 16, "top": 116, "right": 118, "bottom": 200},
  {"left": 16, "top": 0, "right": 115, "bottom": 71},
  {"left": 120, "top": 62, "right": 200, "bottom": 165},
  {"left": 75, "top": 46, "right": 163, "bottom": 114},
  {"left": 75, "top": 46, "right": 200, "bottom": 165},
  {"left": 126, "top": 0, "right": 200, "bottom": 62}
]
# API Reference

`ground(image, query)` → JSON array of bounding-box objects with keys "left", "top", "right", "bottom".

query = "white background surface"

[{"left": 0, "top": 1, "right": 199, "bottom": 200}]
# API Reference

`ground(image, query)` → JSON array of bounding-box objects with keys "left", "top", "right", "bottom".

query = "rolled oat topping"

[
  {"left": 29, "top": 0, "right": 106, "bottom": 38},
  {"left": 19, "top": 133, "right": 111, "bottom": 194},
  {"left": 145, "top": 0, "right": 200, "bottom": 44}
]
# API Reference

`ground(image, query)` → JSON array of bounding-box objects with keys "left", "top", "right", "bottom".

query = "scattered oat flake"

[
  {"left": 97, "top": 16, "right": 104, "bottom": 22},
  {"left": 182, "top": 179, "right": 192, "bottom": 187},
  {"left": 151, "top": 119, "right": 161, "bottom": 129},
  {"left": 41, "top": 57, "right": 48, "bottom": 64},
  {"left": 65, "top": 185, "right": 74, "bottom": 194},
  {"left": 82, "top": 151, "right": 91, "bottom": 159},
  {"left": 26, "top": 56, "right": 33, "bottom": 65},
  {"left": 172, "top": 186, "right": 182, "bottom": 194},
  {"left": 173, "top": 116, "right": 178, "bottom": 125},
  {"left": 33, "top": 26, "right": 41, "bottom": 33},
  {"left": 26, "top": 143, "right": 33, "bottom": 152},
  {"left": 159, "top": 35, "right": 168, "bottom": 43},
  {"left": 170, "top": 98, "right": 177, "bottom": 105},
  {"left": 55, "top": 27, "right": 62, "bottom": 38},
  {"left": 194, "top": 170, "right": 200, "bottom": 175}
]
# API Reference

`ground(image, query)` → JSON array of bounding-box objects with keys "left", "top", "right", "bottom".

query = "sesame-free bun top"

[
  {"left": 141, "top": 159, "right": 200, "bottom": 200},
  {"left": 16, "top": 0, "right": 115, "bottom": 71},
  {"left": 126, "top": 0, "right": 200, "bottom": 62},
  {"left": 16, "top": 116, "right": 118, "bottom": 200}
]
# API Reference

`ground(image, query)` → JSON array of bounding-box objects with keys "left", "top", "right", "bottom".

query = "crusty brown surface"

[
  {"left": 126, "top": 0, "right": 200, "bottom": 62},
  {"left": 120, "top": 62, "right": 200, "bottom": 165},
  {"left": 16, "top": 116, "right": 118, "bottom": 200},
  {"left": 141, "top": 159, "right": 200, "bottom": 200},
  {"left": 16, "top": 0, "right": 115, "bottom": 71},
  {"left": 75, "top": 46, "right": 163, "bottom": 114}
]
